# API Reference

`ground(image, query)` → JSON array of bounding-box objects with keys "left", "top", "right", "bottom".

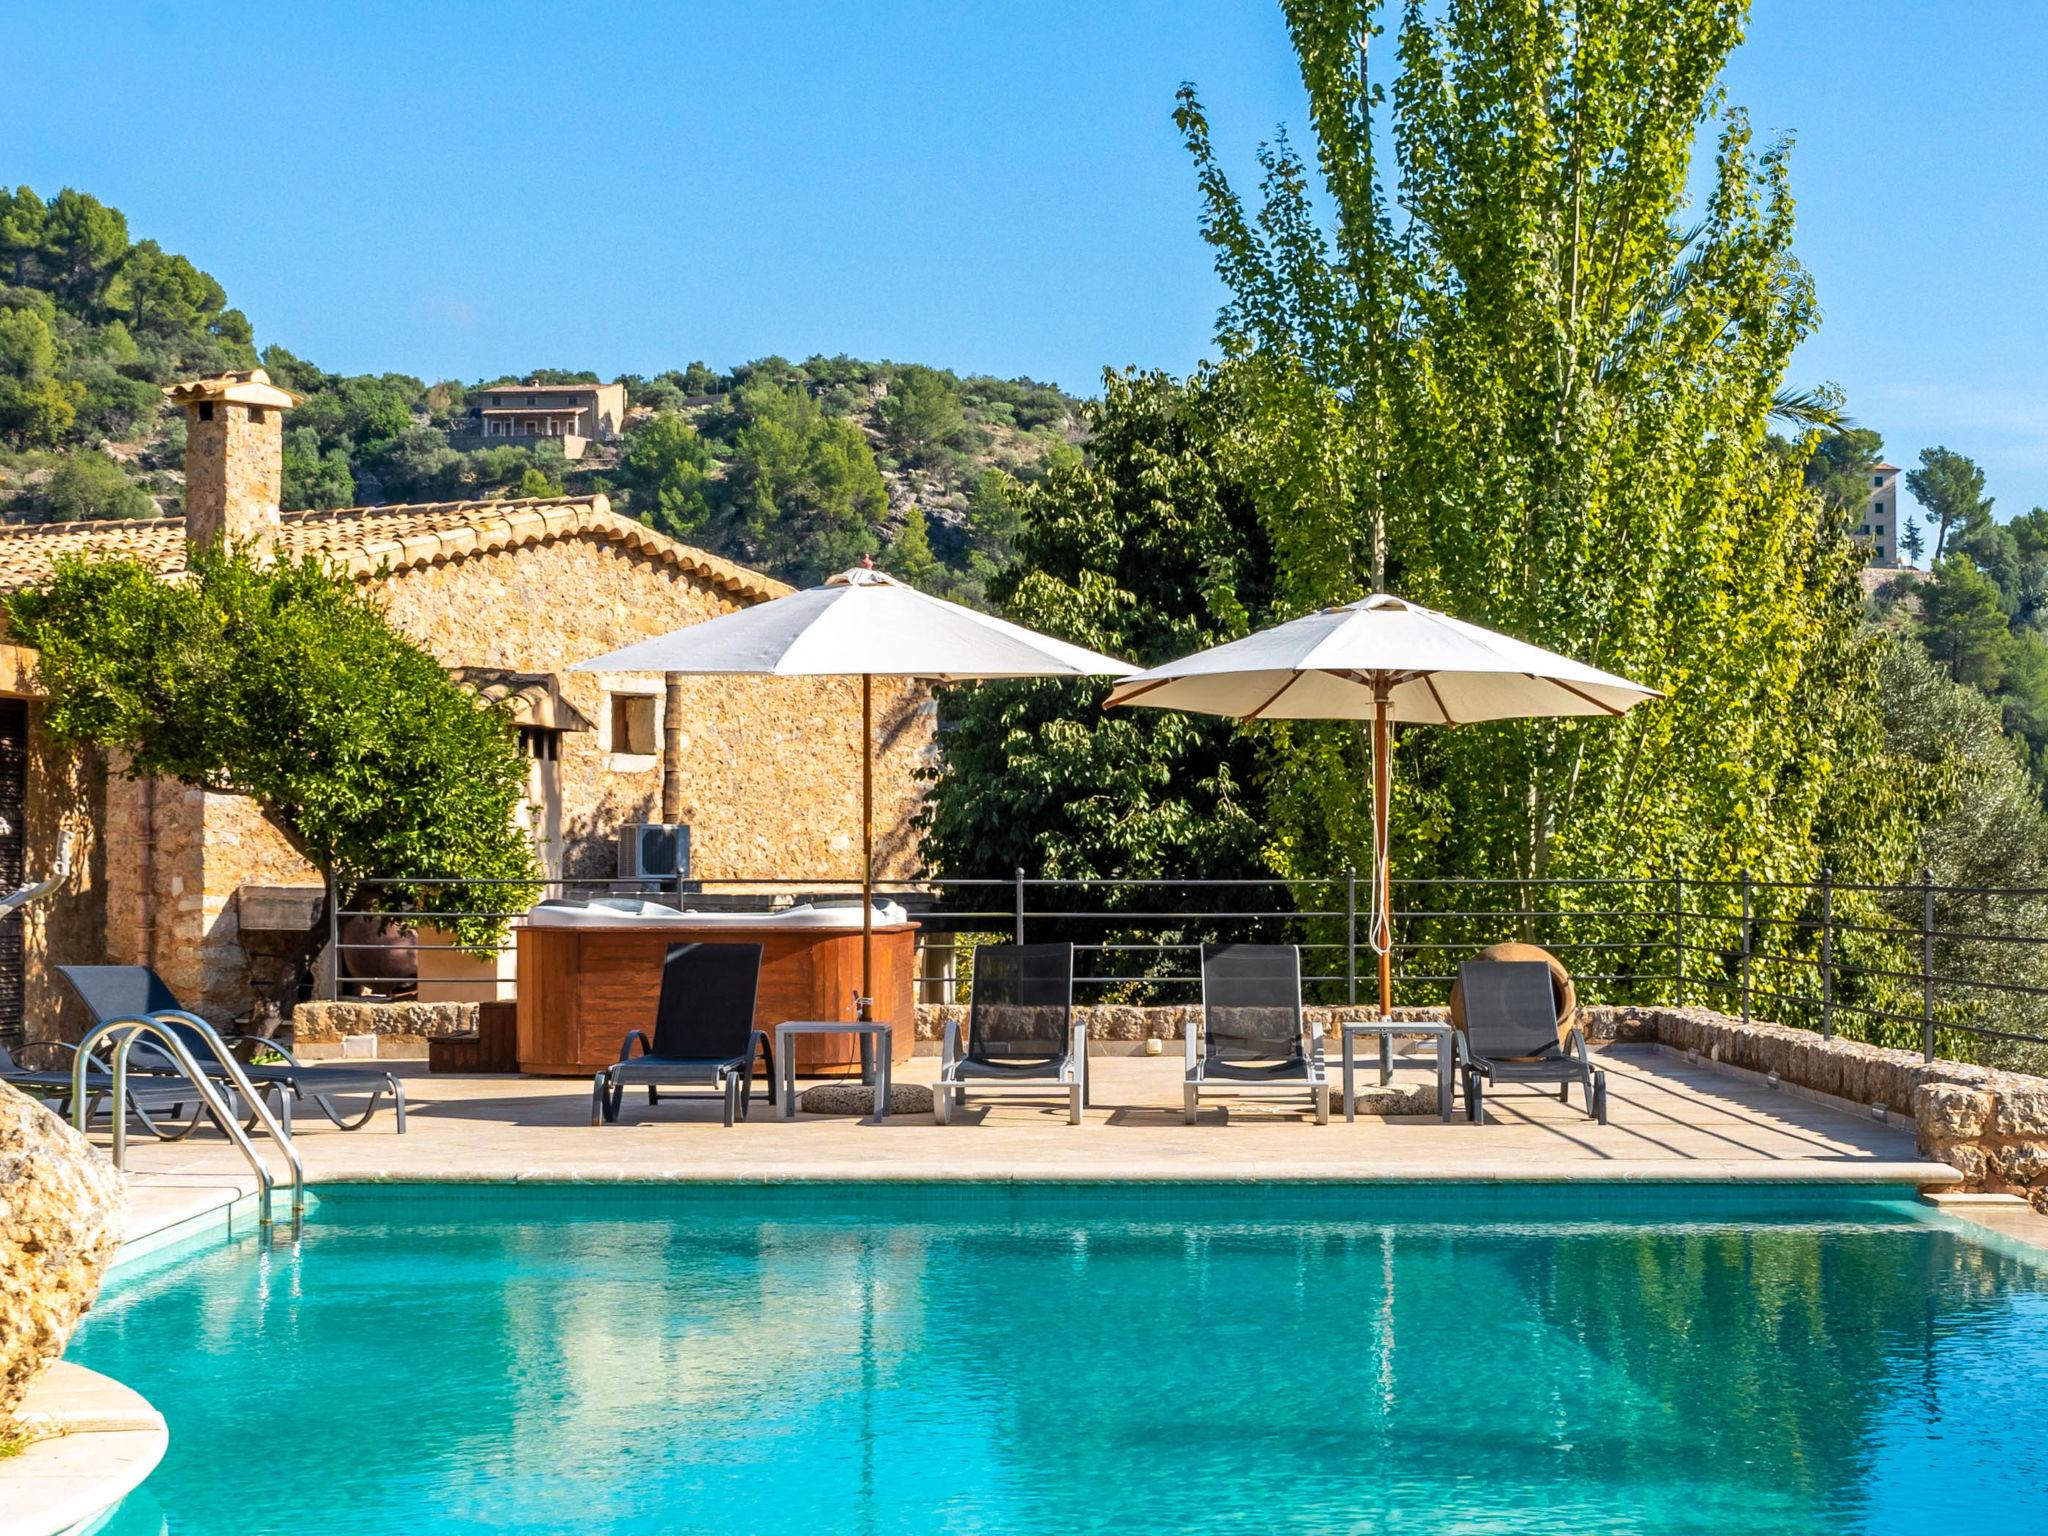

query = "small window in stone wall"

[
  {"left": 249, "top": 406, "right": 266, "bottom": 424},
  {"left": 198, "top": 401, "right": 214, "bottom": 421},
  {"left": 610, "top": 693, "right": 658, "bottom": 756}
]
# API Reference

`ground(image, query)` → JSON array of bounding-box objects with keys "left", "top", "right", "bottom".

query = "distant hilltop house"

[
  {"left": 0, "top": 370, "right": 932, "bottom": 1041},
  {"left": 1856, "top": 462, "right": 1902, "bottom": 567},
  {"left": 448, "top": 380, "right": 629, "bottom": 460}
]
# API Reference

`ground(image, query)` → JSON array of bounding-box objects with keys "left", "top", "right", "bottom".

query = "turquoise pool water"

[{"left": 69, "top": 1183, "right": 2048, "bottom": 1535}]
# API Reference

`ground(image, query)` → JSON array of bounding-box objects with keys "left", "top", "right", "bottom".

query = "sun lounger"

[
  {"left": 1455, "top": 958, "right": 1607, "bottom": 1124},
  {"left": 934, "top": 942, "right": 1087, "bottom": 1125},
  {"left": 58, "top": 965, "right": 407, "bottom": 1133},
  {"left": 1185, "top": 943, "right": 1329, "bottom": 1124},
  {"left": 591, "top": 941, "right": 774, "bottom": 1127},
  {"left": 0, "top": 1037, "right": 208, "bottom": 1139}
]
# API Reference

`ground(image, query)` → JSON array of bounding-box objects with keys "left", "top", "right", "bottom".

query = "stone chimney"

[{"left": 163, "top": 369, "right": 300, "bottom": 552}]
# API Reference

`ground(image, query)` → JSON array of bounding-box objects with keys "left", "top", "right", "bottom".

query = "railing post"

[
  {"left": 1014, "top": 866, "right": 1025, "bottom": 946},
  {"left": 1345, "top": 864, "right": 1358, "bottom": 1007},
  {"left": 1921, "top": 866, "right": 1936, "bottom": 1062},
  {"left": 1739, "top": 870, "right": 1753, "bottom": 1025},
  {"left": 1819, "top": 868, "right": 1835, "bottom": 1040},
  {"left": 1671, "top": 862, "right": 1685, "bottom": 1009}
]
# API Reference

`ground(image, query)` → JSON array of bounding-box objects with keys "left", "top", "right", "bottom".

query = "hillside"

[{"left": 0, "top": 185, "right": 1084, "bottom": 598}]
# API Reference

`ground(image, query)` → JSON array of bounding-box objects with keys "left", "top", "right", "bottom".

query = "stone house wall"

[
  {"left": 45, "top": 533, "right": 933, "bottom": 1029},
  {"left": 372, "top": 538, "right": 930, "bottom": 885},
  {"left": 20, "top": 707, "right": 107, "bottom": 1042}
]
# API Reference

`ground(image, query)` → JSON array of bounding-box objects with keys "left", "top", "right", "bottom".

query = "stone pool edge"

[{"left": 0, "top": 1363, "right": 165, "bottom": 1536}]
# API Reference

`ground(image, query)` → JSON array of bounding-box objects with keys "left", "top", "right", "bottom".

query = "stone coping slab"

[{"left": 0, "top": 1363, "right": 165, "bottom": 1536}]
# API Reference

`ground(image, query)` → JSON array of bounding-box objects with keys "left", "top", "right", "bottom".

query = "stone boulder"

[
  {"left": 0, "top": 1084, "right": 126, "bottom": 1431},
  {"left": 799, "top": 1082, "right": 935, "bottom": 1116}
]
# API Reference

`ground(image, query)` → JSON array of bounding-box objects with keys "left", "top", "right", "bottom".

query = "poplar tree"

[{"left": 1173, "top": 0, "right": 1913, "bottom": 902}]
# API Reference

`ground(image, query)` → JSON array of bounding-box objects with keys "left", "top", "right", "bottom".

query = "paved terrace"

[{"left": 108, "top": 1044, "right": 1967, "bottom": 1254}]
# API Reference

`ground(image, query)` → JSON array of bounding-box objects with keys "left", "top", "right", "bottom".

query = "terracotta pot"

[
  {"left": 339, "top": 914, "right": 416, "bottom": 987},
  {"left": 1446, "top": 941, "right": 1578, "bottom": 1048}
]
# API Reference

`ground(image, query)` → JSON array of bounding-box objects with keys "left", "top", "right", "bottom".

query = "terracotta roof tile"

[{"left": 0, "top": 495, "right": 789, "bottom": 604}]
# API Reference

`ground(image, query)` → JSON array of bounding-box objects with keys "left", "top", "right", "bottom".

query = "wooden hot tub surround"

[{"left": 515, "top": 920, "right": 919, "bottom": 1077}]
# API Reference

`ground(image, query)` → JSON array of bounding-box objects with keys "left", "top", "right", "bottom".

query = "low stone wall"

[
  {"left": 913, "top": 1000, "right": 2048, "bottom": 1209},
  {"left": 1579, "top": 1005, "right": 2048, "bottom": 1211},
  {"left": 0, "top": 1085, "right": 125, "bottom": 1433},
  {"left": 293, "top": 1000, "right": 479, "bottom": 1043},
  {"left": 912, "top": 1003, "right": 1448, "bottom": 1043}
]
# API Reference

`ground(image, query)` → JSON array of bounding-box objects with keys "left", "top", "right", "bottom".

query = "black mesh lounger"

[
  {"left": 591, "top": 942, "right": 774, "bottom": 1128},
  {"left": 59, "top": 965, "right": 407, "bottom": 1134},
  {"left": 1185, "top": 943, "right": 1329, "bottom": 1124},
  {"left": 1454, "top": 959, "right": 1607, "bottom": 1125},
  {"left": 934, "top": 942, "right": 1087, "bottom": 1125},
  {"left": 0, "top": 1038, "right": 210, "bottom": 1140}
]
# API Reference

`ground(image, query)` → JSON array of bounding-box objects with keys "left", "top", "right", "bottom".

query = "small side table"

[
  {"left": 1341, "top": 1021, "right": 1454, "bottom": 1123},
  {"left": 774, "top": 1021, "right": 894, "bottom": 1121}
]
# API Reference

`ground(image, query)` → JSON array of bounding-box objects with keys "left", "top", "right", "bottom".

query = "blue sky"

[{"left": 4, "top": 2, "right": 2044, "bottom": 540}]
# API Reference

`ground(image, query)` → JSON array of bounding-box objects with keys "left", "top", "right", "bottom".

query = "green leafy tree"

[
  {"left": 730, "top": 382, "right": 887, "bottom": 582},
  {"left": 1804, "top": 428, "right": 1884, "bottom": 519},
  {"left": 1899, "top": 517, "right": 1926, "bottom": 566},
  {"left": 517, "top": 464, "right": 564, "bottom": 499},
  {"left": 6, "top": 550, "right": 539, "bottom": 963},
  {"left": 1918, "top": 555, "right": 2012, "bottom": 688},
  {"left": 618, "top": 411, "right": 715, "bottom": 538},
  {"left": 34, "top": 450, "right": 155, "bottom": 521},
  {"left": 889, "top": 505, "right": 941, "bottom": 590},
  {"left": 922, "top": 369, "right": 1270, "bottom": 894},
  {"left": 0, "top": 187, "right": 47, "bottom": 284},
  {"left": 1168, "top": 0, "right": 1907, "bottom": 921},
  {"left": 281, "top": 427, "right": 357, "bottom": 510},
  {"left": 1907, "top": 447, "right": 1993, "bottom": 562},
  {"left": 878, "top": 365, "right": 965, "bottom": 464},
  {"left": 40, "top": 189, "right": 127, "bottom": 307},
  {"left": 0, "top": 301, "right": 83, "bottom": 444}
]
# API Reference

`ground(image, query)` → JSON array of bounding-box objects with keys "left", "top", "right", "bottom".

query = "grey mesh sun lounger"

[
  {"left": 1185, "top": 943, "right": 1329, "bottom": 1124},
  {"left": 592, "top": 941, "right": 774, "bottom": 1127},
  {"left": 1455, "top": 958, "right": 1607, "bottom": 1125},
  {"left": 59, "top": 964, "right": 407, "bottom": 1133},
  {"left": 934, "top": 942, "right": 1088, "bottom": 1125},
  {"left": 0, "top": 1038, "right": 209, "bottom": 1139}
]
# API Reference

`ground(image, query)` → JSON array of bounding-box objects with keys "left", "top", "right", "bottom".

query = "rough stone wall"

[
  {"left": 1587, "top": 1005, "right": 2048, "bottom": 1211},
  {"left": 913, "top": 1002, "right": 1448, "bottom": 1043},
  {"left": 0, "top": 1084, "right": 124, "bottom": 1431},
  {"left": 181, "top": 402, "right": 283, "bottom": 551},
  {"left": 912, "top": 999, "right": 2048, "bottom": 1209},
  {"left": 294, "top": 999, "right": 476, "bottom": 1042},
  {"left": 373, "top": 538, "right": 932, "bottom": 885},
  {"left": 21, "top": 708, "right": 106, "bottom": 1043}
]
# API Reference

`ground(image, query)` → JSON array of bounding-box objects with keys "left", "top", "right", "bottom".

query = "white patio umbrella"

[
  {"left": 574, "top": 563, "right": 1137, "bottom": 1019},
  {"left": 1105, "top": 593, "right": 1659, "bottom": 1017}
]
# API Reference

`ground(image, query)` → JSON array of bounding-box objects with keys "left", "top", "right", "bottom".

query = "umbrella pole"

[
  {"left": 1374, "top": 683, "right": 1393, "bottom": 1019},
  {"left": 860, "top": 673, "right": 874, "bottom": 1023}
]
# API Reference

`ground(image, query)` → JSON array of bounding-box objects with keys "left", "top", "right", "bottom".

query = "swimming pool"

[{"left": 68, "top": 1182, "right": 2048, "bottom": 1534}]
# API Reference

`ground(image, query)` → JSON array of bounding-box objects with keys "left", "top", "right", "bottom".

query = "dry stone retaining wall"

[{"left": 913, "top": 1000, "right": 2048, "bottom": 1208}]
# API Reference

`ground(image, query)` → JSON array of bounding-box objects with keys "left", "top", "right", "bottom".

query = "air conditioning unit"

[{"left": 617, "top": 823, "right": 690, "bottom": 882}]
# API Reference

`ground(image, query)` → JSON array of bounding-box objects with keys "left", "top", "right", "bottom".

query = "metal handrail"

[{"left": 72, "top": 1013, "right": 305, "bottom": 1232}]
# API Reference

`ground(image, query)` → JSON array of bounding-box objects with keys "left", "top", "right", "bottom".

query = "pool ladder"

[{"left": 71, "top": 1014, "right": 306, "bottom": 1236}]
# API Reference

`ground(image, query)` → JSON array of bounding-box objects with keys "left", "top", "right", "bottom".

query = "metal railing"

[
  {"left": 73, "top": 1012, "right": 305, "bottom": 1233},
  {"left": 320, "top": 866, "right": 2048, "bottom": 1068}
]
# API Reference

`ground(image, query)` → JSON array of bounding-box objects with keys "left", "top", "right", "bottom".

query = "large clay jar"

[
  {"left": 1446, "top": 941, "right": 1579, "bottom": 1050},
  {"left": 339, "top": 913, "right": 418, "bottom": 992},
  {"left": 0, "top": 1083, "right": 126, "bottom": 1431}
]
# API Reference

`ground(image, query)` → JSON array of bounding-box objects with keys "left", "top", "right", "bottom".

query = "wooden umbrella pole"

[
  {"left": 1374, "top": 680, "right": 1393, "bottom": 1019},
  {"left": 860, "top": 673, "right": 874, "bottom": 1023}
]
